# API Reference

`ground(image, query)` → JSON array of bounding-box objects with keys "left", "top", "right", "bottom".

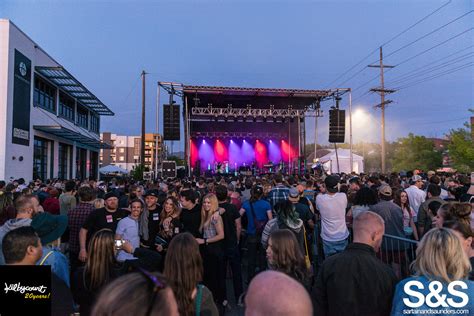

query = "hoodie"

[
  {"left": 261, "top": 216, "right": 304, "bottom": 253},
  {"left": 0, "top": 218, "right": 32, "bottom": 264}
]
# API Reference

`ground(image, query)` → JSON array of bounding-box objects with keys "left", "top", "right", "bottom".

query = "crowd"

[{"left": 0, "top": 169, "right": 473, "bottom": 316}]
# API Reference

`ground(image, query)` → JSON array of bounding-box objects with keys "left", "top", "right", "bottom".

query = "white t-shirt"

[
  {"left": 405, "top": 185, "right": 426, "bottom": 219},
  {"left": 316, "top": 192, "right": 349, "bottom": 242}
]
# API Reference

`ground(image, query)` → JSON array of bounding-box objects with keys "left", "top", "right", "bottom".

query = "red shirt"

[{"left": 43, "top": 197, "right": 60, "bottom": 215}]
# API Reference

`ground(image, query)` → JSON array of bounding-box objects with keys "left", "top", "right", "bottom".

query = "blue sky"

[{"left": 1, "top": 0, "right": 472, "bottom": 151}]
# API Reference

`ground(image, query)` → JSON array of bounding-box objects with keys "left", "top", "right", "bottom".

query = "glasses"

[{"left": 138, "top": 268, "right": 167, "bottom": 316}]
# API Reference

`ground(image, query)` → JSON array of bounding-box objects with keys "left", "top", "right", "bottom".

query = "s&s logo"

[{"left": 403, "top": 280, "right": 469, "bottom": 308}]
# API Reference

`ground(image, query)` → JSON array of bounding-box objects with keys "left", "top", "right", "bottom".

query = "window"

[
  {"left": 90, "top": 114, "right": 99, "bottom": 133},
  {"left": 59, "top": 92, "right": 75, "bottom": 122},
  {"left": 119, "top": 156, "right": 125, "bottom": 162},
  {"left": 119, "top": 148, "right": 125, "bottom": 153},
  {"left": 76, "top": 148, "right": 87, "bottom": 180},
  {"left": 58, "top": 143, "right": 71, "bottom": 180},
  {"left": 34, "top": 76, "right": 56, "bottom": 112},
  {"left": 33, "top": 137, "right": 49, "bottom": 181},
  {"left": 77, "top": 105, "right": 88, "bottom": 128}
]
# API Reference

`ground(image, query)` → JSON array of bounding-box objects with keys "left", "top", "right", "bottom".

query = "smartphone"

[{"left": 114, "top": 239, "right": 124, "bottom": 250}]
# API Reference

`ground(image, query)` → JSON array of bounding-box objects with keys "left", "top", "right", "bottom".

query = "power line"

[
  {"left": 325, "top": 0, "right": 452, "bottom": 88},
  {"left": 118, "top": 74, "right": 141, "bottom": 108}
]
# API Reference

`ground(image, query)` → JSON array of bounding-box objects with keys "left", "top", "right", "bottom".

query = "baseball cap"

[
  {"left": 412, "top": 175, "right": 423, "bottom": 182},
  {"left": 289, "top": 187, "right": 299, "bottom": 198},
  {"left": 104, "top": 192, "right": 119, "bottom": 201},
  {"left": 144, "top": 189, "right": 160, "bottom": 198},
  {"left": 324, "top": 175, "right": 340, "bottom": 192},
  {"left": 378, "top": 185, "right": 392, "bottom": 197}
]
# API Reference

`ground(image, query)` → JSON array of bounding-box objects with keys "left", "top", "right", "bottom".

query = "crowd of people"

[{"left": 0, "top": 169, "right": 473, "bottom": 316}]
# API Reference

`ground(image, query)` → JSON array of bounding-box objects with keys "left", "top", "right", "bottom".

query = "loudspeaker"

[
  {"left": 328, "top": 109, "right": 345, "bottom": 143},
  {"left": 162, "top": 161, "right": 177, "bottom": 179},
  {"left": 163, "top": 104, "right": 180, "bottom": 141}
]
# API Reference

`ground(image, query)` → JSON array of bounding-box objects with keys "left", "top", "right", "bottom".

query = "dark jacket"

[
  {"left": 313, "top": 243, "right": 398, "bottom": 316},
  {"left": 369, "top": 201, "right": 406, "bottom": 250}
]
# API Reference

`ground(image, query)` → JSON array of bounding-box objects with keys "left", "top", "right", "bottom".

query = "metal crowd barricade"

[{"left": 377, "top": 234, "right": 418, "bottom": 278}]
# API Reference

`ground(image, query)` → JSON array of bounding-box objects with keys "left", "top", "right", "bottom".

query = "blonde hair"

[
  {"left": 412, "top": 228, "right": 470, "bottom": 283},
  {"left": 94, "top": 198, "right": 105, "bottom": 209},
  {"left": 199, "top": 194, "right": 219, "bottom": 233}
]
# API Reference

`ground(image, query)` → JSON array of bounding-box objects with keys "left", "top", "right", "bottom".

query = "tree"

[
  {"left": 166, "top": 155, "right": 185, "bottom": 166},
  {"left": 390, "top": 134, "right": 442, "bottom": 172},
  {"left": 130, "top": 164, "right": 145, "bottom": 181},
  {"left": 448, "top": 125, "right": 474, "bottom": 173}
]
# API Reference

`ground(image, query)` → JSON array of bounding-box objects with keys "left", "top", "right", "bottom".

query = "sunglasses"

[{"left": 138, "top": 268, "right": 167, "bottom": 316}]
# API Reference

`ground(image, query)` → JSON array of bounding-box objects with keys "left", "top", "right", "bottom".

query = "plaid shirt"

[
  {"left": 68, "top": 202, "right": 95, "bottom": 254},
  {"left": 267, "top": 184, "right": 290, "bottom": 210}
]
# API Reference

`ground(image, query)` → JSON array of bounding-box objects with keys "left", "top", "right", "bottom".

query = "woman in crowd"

[
  {"left": 346, "top": 187, "right": 378, "bottom": 222},
  {"left": 443, "top": 220, "right": 474, "bottom": 281},
  {"left": 261, "top": 200, "right": 304, "bottom": 254},
  {"left": 93, "top": 198, "right": 105, "bottom": 209},
  {"left": 164, "top": 233, "right": 218, "bottom": 316},
  {"left": 91, "top": 271, "right": 179, "bottom": 316},
  {"left": 156, "top": 197, "right": 183, "bottom": 254},
  {"left": 266, "top": 229, "right": 310, "bottom": 290},
  {"left": 43, "top": 188, "right": 60, "bottom": 214},
  {"left": 393, "top": 190, "right": 419, "bottom": 240},
  {"left": 432, "top": 202, "right": 472, "bottom": 228},
  {"left": 391, "top": 228, "right": 474, "bottom": 314},
  {"left": 195, "top": 193, "right": 225, "bottom": 308},
  {"left": 115, "top": 199, "right": 143, "bottom": 262},
  {"left": 72, "top": 229, "right": 161, "bottom": 316}
]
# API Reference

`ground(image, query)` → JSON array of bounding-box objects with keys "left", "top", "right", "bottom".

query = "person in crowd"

[
  {"left": 262, "top": 200, "right": 304, "bottom": 253},
  {"left": 164, "top": 232, "right": 218, "bottom": 316},
  {"left": 180, "top": 189, "right": 202, "bottom": 237},
  {"left": 302, "top": 180, "right": 317, "bottom": 202},
  {"left": 59, "top": 180, "right": 76, "bottom": 216},
  {"left": 313, "top": 211, "right": 398, "bottom": 316},
  {"left": 404, "top": 175, "right": 426, "bottom": 222},
  {"left": 432, "top": 202, "right": 472, "bottom": 228},
  {"left": 393, "top": 189, "right": 419, "bottom": 240},
  {"left": 267, "top": 174, "right": 290, "bottom": 210},
  {"left": 370, "top": 185, "right": 406, "bottom": 278},
  {"left": 0, "top": 195, "right": 37, "bottom": 264},
  {"left": 417, "top": 183, "right": 445, "bottom": 238},
  {"left": 31, "top": 212, "right": 69, "bottom": 286},
  {"left": 3, "top": 226, "right": 74, "bottom": 315},
  {"left": 79, "top": 192, "right": 128, "bottom": 262},
  {"left": 240, "top": 185, "right": 272, "bottom": 283},
  {"left": 443, "top": 220, "right": 474, "bottom": 280},
  {"left": 346, "top": 187, "right": 378, "bottom": 223},
  {"left": 195, "top": 193, "right": 226, "bottom": 308},
  {"left": 118, "top": 184, "right": 137, "bottom": 209},
  {"left": 115, "top": 199, "right": 143, "bottom": 262},
  {"left": 68, "top": 186, "right": 96, "bottom": 272},
  {"left": 241, "top": 179, "right": 253, "bottom": 204},
  {"left": 289, "top": 187, "right": 314, "bottom": 230},
  {"left": 245, "top": 270, "right": 313, "bottom": 316},
  {"left": 0, "top": 185, "right": 15, "bottom": 225},
  {"left": 391, "top": 228, "right": 474, "bottom": 314},
  {"left": 91, "top": 271, "right": 179, "bottom": 316},
  {"left": 43, "top": 188, "right": 60, "bottom": 215},
  {"left": 139, "top": 189, "right": 161, "bottom": 249},
  {"left": 72, "top": 228, "right": 161, "bottom": 316},
  {"left": 429, "top": 175, "right": 448, "bottom": 200},
  {"left": 93, "top": 198, "right": 104, "bottom": 209},
  {"left": 216, "top": 184, "right": 243, "bottom": 305},
  {"left": 36, "top": 184, "right": 50, "bottom": 205},
  {"left": 155, "top": 196, "right": 183, "bottom": 254},
  {"left": 266, "top": 229, "right": 310, "bottom": 289},
  {"left": 227, "top": 183, "right": 242, "bottom": 210},
  {"left": 315, "top": 175, "right": 349, "bottom": 257},
  {"left": 348, "top": 176, "right": 362, "bottom": 204}
]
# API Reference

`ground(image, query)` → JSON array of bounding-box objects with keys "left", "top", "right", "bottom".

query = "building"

[
  {"left": 100, "top": 133, "right": 163, "bottom": 172},
  {"left": 0, "top": 20, "right": 114, "bottom": 181}
]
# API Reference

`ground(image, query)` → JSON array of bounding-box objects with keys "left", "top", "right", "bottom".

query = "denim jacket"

[
  {"left": 37, "top": 246, "right": 70, "bottom": 287},
  {"left": 391, "top": 275, "right": 474, "bottom": 315}
]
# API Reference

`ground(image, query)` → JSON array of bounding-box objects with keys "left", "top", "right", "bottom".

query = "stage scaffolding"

[{"left": 157, "top": 82, "right": 350, "bottom": 176}]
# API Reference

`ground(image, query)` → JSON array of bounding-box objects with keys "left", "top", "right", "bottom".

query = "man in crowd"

[
  {"left": 313, "top": 211, "right": 397, "bottom": 316},
  {"left": 405, "top": 175, "right": 426, "bottom": 222},
  {"left": 289, "top": 187, "right": 314, "bottom": 231},
  {"left": 267, "top": 174, "right": 289, "bottom": 211},
  {"left": 79, "top": 192, "right": 128, "bottom": 262},
  {"left": 68, "top": 186, "right": 96, "bottom": 271},
  {"left": 240, "top": 179, "right": 253, "bottom": 204},
  {"left": 139, "top": 189, "right": 162, "bottom": 249},
  {"left": 0, "top": 195, "right": 37, "bottom": 264},
  {"left": 59, "top": 180, "right": 76, "bottom": 216},
  {"left": 245, "top": 271, "right": 312, "bottom": 316},
  {"left": 2, "top": 226, "right": 43, "bottom": 265},
  {"left": 179, "top": 189, "right": 201, "bottom": 237},
  {"left": 417, "top": 184, "right": 445, "bottom": 238},
  {"left": 315, "top": 175, "right": 349, "bottom": 257},
  {"left": 216, "top": 184, "right": 243, "bottom": 306}
]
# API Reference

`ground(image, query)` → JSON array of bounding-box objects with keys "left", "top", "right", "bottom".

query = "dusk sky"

[{"left": 1, "top": 0, "right": 472, "bottom": 152}]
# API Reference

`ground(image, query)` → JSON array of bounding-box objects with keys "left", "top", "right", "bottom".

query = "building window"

[
  {"left": 134, "top": 138, "right": 140, "bottom": 156},
  {"left": 119, "top": 148, "right": 125, "bottom": 153},
  {"left": 58, "top": 143, "right": 71, "bottom": 180},
  {"left": 59, "top": 92, "right": 75, "bottom": 122},
  {"left": 34, "top": 76, "right": 56, "bottom": 113},
  {"left": 90, "top": 114, "right": 99, "bottom": 133},
  {"left": 119, "top": 156, "right": 125, "bottom": 162},
  {"left": 33, "top": 137, "right": 49, "bottom": 181},
  {"left": 76, "top": 148, "right": 87, "bottom": 180},
  {"left": 77, "top": 105, "right": 88, "bottom": 129}
]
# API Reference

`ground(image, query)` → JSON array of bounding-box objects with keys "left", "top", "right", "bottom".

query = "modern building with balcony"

[{"left": 0, "top": 19, "right": 114, "bottom": 181}]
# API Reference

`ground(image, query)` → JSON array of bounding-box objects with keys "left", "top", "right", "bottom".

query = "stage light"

[
  {"left": 243, "top": 139, "right": 246, "bottom": 143},
  {"left": 230, "top": 139, "right": 234, "bottom": 143},
  {"left": 203, "top": 140, "right": 206, "bottom": 144},
  {"left": 269, "top": 140, "right": 273, "bottom": 143}
]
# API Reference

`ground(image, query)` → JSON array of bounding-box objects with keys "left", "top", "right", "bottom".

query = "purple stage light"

[{"left": 203, "top": 139, "right": 206, "bottom": 144}]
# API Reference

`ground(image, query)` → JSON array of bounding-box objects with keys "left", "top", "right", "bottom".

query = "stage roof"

[{"left": 182, "top": 85, "right": 332, "bottom": 98}]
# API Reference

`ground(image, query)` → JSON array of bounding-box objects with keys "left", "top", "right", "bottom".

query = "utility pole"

[
  {"left": 369, "top": 47, "right": 395, "bottom": 173},
  {"left": 141, "top": 70, "right": 146, "bottom": 167}
]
